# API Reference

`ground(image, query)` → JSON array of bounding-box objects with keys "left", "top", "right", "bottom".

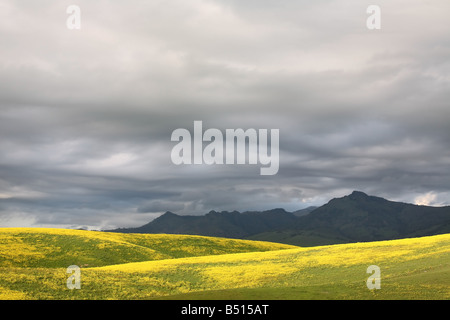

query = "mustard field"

[{"left": 0, "top": 228, "right": 449, "bottom": 300}]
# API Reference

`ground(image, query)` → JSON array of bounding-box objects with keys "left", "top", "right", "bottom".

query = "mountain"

[
  {"left": 109, "top": 208, "right": 299, "bottom": 239},
  {"left": 249, "top": 191, "right": 450, "bottom": 246},
  {"left": 292, "top": 206, "right": 317, "bottom": 217},
  {"left": 106, "top": 191, "right": 450, "bottom": 246}
]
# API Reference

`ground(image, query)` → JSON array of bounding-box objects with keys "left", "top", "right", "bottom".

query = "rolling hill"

[
  {"left": 0, "top": 228, "right": 294, "bottom": 268},
  {"left": 107, "top": 191, "right": 450, "bottom": 246},
  {"left": 0, "top": 228, "right": 448, "bottom": 300}
]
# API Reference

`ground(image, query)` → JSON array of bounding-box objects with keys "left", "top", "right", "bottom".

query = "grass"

[
  {"left": 0, "top": 227, "right": 294, "bottom": 268},
  {"left": 0, "top": 228, "right": 448, "bottom": 300}
]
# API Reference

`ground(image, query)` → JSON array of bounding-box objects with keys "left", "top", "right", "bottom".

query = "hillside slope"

[
  {"left": 0, "top": 228, "right": 295, "bottom": 268},
  {"left": 0, "top": 231, "right": 448, "bottom": 300}
]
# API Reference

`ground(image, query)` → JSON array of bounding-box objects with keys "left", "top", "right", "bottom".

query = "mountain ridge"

[{"left": 106, "top": 191, "right": 450, "bottom": 246}]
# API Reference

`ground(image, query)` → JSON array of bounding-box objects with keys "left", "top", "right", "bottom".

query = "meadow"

[{"left": 0, "top": 228, "right": 448, "bottom": 300}]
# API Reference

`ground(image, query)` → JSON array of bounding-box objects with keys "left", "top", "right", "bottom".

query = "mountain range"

[{"left": 106, "top": 191, "right": 450, "bottom": 246}]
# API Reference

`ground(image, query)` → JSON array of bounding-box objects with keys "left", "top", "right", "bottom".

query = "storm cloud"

[{"left": 1, "top": 0, "right": 450, "bottom": 229}]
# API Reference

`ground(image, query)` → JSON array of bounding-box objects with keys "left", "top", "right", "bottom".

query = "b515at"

[{"left": 225, "top": 304, "right": 269, "bottom": 315}]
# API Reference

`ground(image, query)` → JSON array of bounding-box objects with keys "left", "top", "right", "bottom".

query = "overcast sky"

[{"left": 1, "top": 0, "right": 450, "bottom": 230}]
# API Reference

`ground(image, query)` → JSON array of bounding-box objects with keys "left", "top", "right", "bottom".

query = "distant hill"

[
  {"left": 106, "top": 191, "right": 450, "bottom": 246},
  {"left": 292, "top": 206, "right": 317, "bottom": 217},
  {"left": 108, "top": 208, "right": 299, "bottom": 239}
]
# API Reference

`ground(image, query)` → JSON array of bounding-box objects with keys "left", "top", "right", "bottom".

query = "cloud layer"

[{"left": 1, "top": 0, "right": 450, "bottom": 229}]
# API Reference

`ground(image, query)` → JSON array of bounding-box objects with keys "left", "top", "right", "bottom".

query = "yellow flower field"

[
  {"left": 0, "top": 228, "right": 449, "bottom": 300},
  {"left": 93, "top": 233, "right": 450, "bottom": 294}
]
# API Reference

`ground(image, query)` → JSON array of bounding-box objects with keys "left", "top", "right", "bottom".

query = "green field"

[{"left": 0, "top": 228, "right": 449, "bottom": 300}]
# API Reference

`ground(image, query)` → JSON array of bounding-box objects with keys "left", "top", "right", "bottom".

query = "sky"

[{"left": 1, "top": 0, "right": 450, "bottom": 230}]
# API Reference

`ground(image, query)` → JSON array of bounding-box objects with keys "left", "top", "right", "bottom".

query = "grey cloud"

[
  {"left": 137, "top": 200, "right": 185, "bottom": 213},
  {"left": 1, "top": 0, "right": 449, "bottom": 229}
]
